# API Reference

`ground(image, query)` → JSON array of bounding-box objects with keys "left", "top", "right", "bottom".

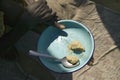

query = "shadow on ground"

[{"left": 96, "top": 4, "right": 120, "bottom": 49}]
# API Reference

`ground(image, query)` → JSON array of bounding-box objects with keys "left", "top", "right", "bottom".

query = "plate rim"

[{"left": 37, "top": 20, "right": 95, "bottom": 73}]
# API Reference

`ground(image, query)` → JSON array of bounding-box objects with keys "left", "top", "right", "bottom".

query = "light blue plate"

[{"left": 37, "top": 20, "right": 94, "bottom": 73}]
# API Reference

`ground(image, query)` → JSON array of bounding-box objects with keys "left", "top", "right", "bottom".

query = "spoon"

[{"left": 29, "top": 50, "right": 80, "bottom": 68}]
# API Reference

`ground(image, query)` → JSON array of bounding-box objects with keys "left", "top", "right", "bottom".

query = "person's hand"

[
  {"left": 25, "top": 0, "right": 65, "bottom": 29},
  {"left": 0, "top": 0, "right": 65, "bottom": 29}
]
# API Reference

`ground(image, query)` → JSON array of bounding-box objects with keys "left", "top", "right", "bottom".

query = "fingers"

[
  {"left": 33, "top": 3, "right": 45, "bottom": 16},
  {"left": 50, "top": 12, "right": 58, "bottom": 21},
  {"left": 39, "top": 8, "right": 52, "bottom": 19},
  {"left": 35, "top": 3, "right": 49, "bottom": 16},
  {"left": 25, "top": 0, "right": 45, "bottom": 5},
  {"left": 26, "top": 0, "right": 47, "bottom": 15},
  {"left": 25, "top": 0, "right": 60, "bottom": 28},
  {"left": 25, "top": 0, "right": 34, "bottom": 5},
  {"left": 54, "top": 22, "right": 65, "bottom": 29},
  {"left": 26, "top": 1, "right": 42, "bottom": 15}
]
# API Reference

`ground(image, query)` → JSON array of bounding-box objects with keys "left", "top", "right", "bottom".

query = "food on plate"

[
  {"left": 68, "top": 40, "right": 85, "bottom": 52},
  {"left": 66, "top": 55, "right": 79, "bottom": 65}
]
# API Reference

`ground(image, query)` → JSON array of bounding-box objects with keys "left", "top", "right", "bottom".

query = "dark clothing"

[{"left": 0, "top": 0, "right": 57, "bottom": 54}]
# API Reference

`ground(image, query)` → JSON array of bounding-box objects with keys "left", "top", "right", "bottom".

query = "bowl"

[{"left": 37, "top": 20, "right": 94, "bottom": 73}]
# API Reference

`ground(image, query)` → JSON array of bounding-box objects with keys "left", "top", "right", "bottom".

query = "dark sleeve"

[
  {"left": 0, "top": 0, "right": 25, "bottom": 27},
  {"left": 0, "top": 0, "right": 29, "bottom": 53}
]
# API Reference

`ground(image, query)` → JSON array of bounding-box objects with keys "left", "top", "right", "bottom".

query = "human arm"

[{"left": 0, "top": 0, "right": 64, "bottom": 53}]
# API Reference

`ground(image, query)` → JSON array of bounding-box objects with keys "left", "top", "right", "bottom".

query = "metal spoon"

[{"left": 29, "top": 50, "right": 80, "bottom": 68}]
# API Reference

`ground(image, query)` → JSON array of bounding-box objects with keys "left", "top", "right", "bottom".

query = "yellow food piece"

[
  {"left": 66, "top": 55, "right": 79, "bottom": 65},
  {"left": 68, "top": 40, "right": 85, "bottom": 51}
]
